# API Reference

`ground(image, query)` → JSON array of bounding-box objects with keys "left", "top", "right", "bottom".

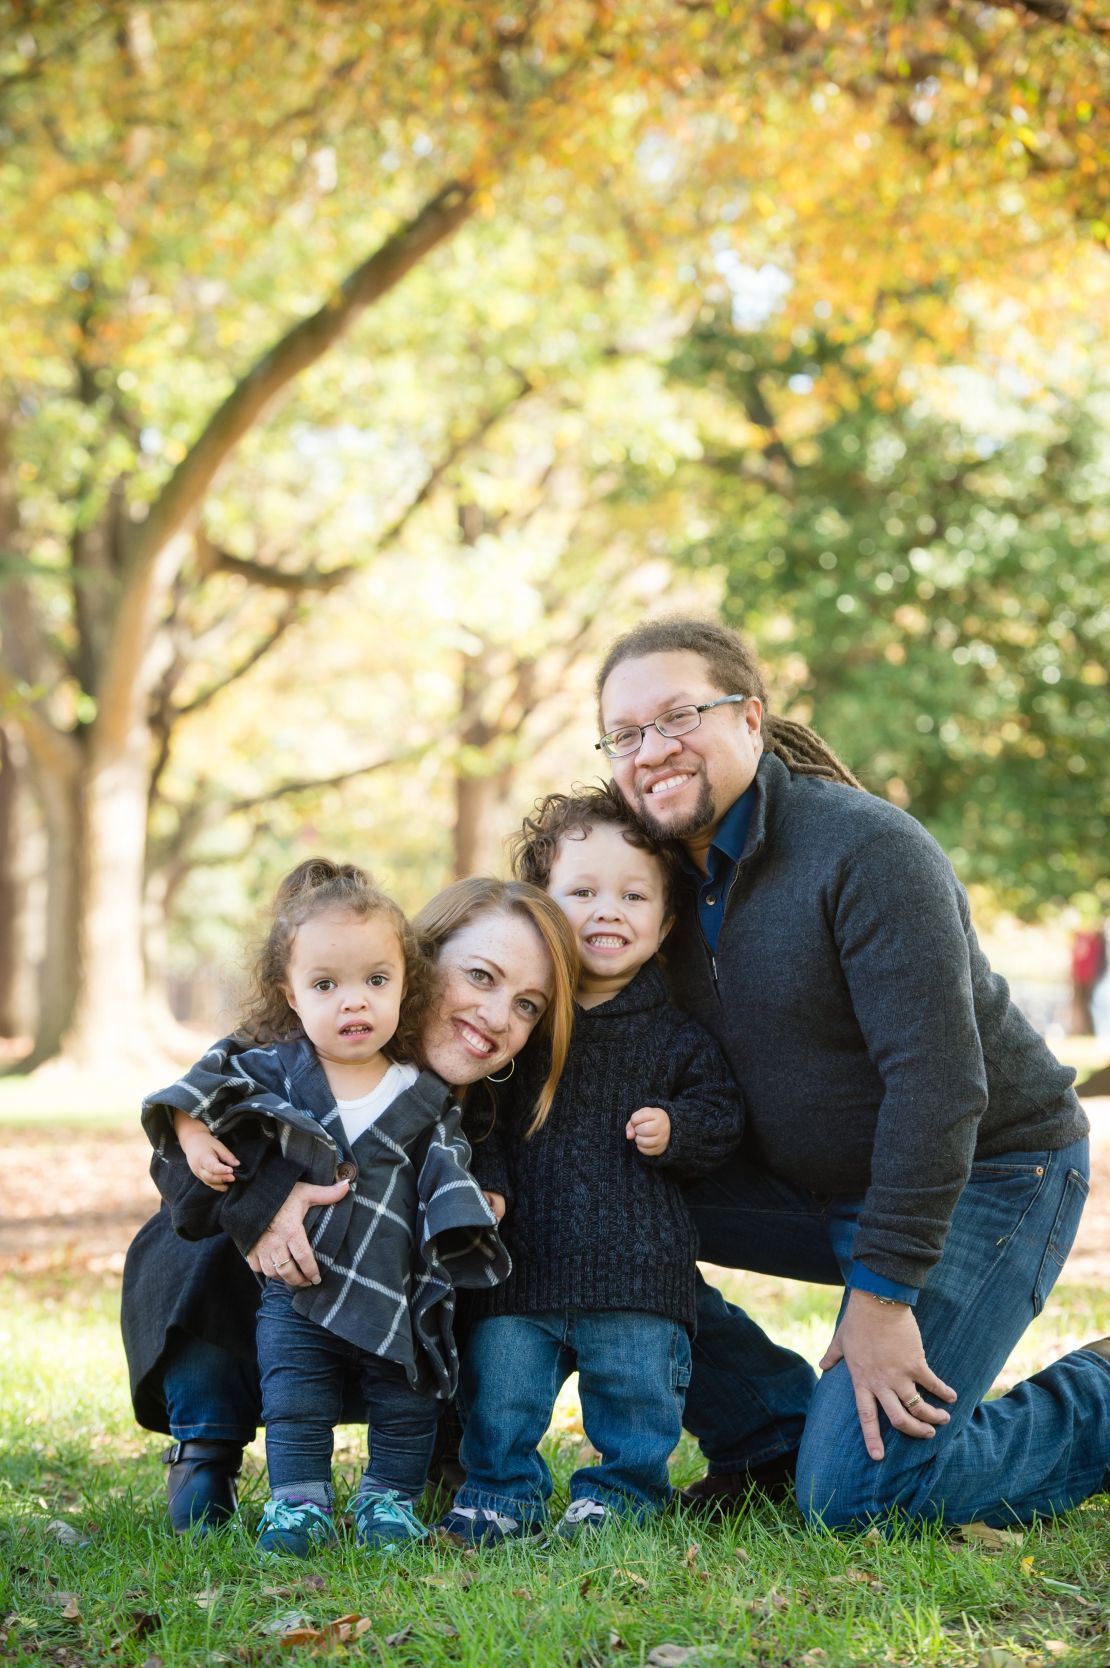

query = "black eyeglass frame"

[{"left": 595, "top": 694, "right": 751, "bottom": 759}]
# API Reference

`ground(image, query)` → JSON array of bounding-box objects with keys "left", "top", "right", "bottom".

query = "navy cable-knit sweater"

[{"left": 464, "top": 960, "right": 745, "bottom": 1329}]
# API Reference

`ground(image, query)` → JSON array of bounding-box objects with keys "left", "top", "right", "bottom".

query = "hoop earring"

[{"left": 486, "top": 1059, "right": 515, "bottom": 1084}]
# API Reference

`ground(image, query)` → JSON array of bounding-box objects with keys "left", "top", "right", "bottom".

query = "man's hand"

[
  {"left": 820, "top": 1289, "right": 958, "bottom": 1461},
  {"left": 483, "top": 1190, "right": 506, "bottom": 1221},
  {"left": 625, "top": 1106, "right": 671, "bottom": 1156},
  {"left": 245, "top": 1178, "right": 349, "bottom": 1288}
]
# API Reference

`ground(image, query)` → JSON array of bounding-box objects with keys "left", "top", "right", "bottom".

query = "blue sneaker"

[
  {"left": 436, "top": 1505, "right": 544, "bottom": 1546},
  {"left": 256, "top": 1497, "right": 337, "bottom": 1557},
  {"left": 553, "top": 1498, "right": 610, "bottom": 1539},
  {"left": 350, "top": 1488, "right": 427, "bottom": 1552}
]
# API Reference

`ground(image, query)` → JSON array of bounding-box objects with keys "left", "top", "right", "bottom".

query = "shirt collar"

[{"left": 678, "top": 779, "right": 757, "bottom": 878}]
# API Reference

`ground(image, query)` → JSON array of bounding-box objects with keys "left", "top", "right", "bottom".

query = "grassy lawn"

[{"left": 1, "top": 1270, "right": 1107, "bottom": 1668}]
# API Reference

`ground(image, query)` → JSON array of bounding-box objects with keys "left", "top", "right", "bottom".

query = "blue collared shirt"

[
  {"left": 683, "top": 785, "right": 755, "bottom": 954},
  {"left": 682, "top": 784, "right": 917, "bottom": 1307}
]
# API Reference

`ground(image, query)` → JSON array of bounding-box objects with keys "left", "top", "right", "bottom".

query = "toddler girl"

[{"left": 145, "top": 858, "right": 509, "bottom": 1556}]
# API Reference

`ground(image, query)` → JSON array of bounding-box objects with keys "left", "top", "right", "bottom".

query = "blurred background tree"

[{"left": 1, "top": 0, "right": 1107, "bottom": 1067}]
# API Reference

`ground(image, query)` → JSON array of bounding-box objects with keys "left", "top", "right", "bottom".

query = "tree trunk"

[
  {"left": 0, "top": 725, "right": 31, "bottom": 1040},
  {"left": 59, "top": 729, "right": 152, "bottom": 1067},
  {"left": 16, "top": 760, "right": 82, "bottom": 1071}
]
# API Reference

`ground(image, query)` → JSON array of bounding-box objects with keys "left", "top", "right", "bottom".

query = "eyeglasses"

[{"left": 595, "top": 695, "right": 751, "bottom": 759}]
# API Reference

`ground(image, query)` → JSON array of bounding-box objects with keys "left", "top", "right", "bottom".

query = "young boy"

[{"left": 439, "top": 783, "right": 746, "bottom": 1544}]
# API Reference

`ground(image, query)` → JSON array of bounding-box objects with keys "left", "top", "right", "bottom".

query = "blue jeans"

[
  {"left": 163, "top": 1333, "right": 259, "bottom": 1445},
  {"left": 257, "top": 1281, "right": 441, "bottom": 1509},
  {"left": 685, "top": 1137, "right": 1110, "bottom": 1526},
  {"left": 456, "top": 1309, "right": 692, "bottom": 1521}
]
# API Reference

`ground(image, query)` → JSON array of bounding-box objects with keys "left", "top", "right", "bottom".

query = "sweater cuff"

[{"left": 847, "top": 1259, "right": 920, "bottom": 1307}]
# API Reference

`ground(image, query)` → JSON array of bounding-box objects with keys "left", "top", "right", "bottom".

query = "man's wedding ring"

[
  {"left": 904, "top": 1392, "right": 922, "bottom": 1410},
  {"left": 273, "top": 1256, "right": 292, "bottom": 1270}
]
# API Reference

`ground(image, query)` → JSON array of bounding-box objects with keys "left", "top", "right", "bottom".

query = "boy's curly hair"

[
  {"left": 237, "top": 857, "right": 430, "bottom": 1063},
  {"left": 509, "top": 780, "right": 680, "bottom": 917}
]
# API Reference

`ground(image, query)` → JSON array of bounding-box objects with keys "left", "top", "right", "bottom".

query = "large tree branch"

[
  {"left": 0, "top": 659, "right": 81, "bottom": 780},
  {"left": 95, "top": 179, "right": 477, "bottom": 753}
]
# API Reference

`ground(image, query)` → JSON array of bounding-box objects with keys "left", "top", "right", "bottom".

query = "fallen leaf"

[
  {"left": 646, "top": 1647, "right": 698, "bottom": 1666},
  {"left": 609, "top": 1631, "right": 626, "bottom": 1650},
  {"left": 141, "top": 1658, "right": 164, "bottom": 1668},
  {"left": 684, "top": 1543, "right": 700, "bottom": 1567},
  {"left": 1043, "top": 1644, "right": 1071, "bottom": 1658},
  {"left": 580, "top": 1577, "right": 593, "bottom": 1598},
  {"left": 800, "top": 1652, "right": 828, "bottom": 1665},
  {"left": 44, "top": 1521, "right": 82, "bottom": 1546},
  {"left": 862, "top": 1527, "right": 882, "bottom": 1543},
  {"left": 264, "top": 1612, "right": 315, "bottom": 1636},
  {"left": 616, "top": 1568, "right": 649, "bottom": 1591},
  {"left": 733, "top": 1546, "right": 750, "bottom": 1564},
  {"left": 956, "top": 1522, "right": 1024, "bottom": 1552},
  {"left": 385, "top": 1625, "right": 413, "bottom": 1646},
  {"left": 977, "top": 1650, "right": 1023, "bottom": 1668},
  {"left": 512, "top": 1587, "right": 534, "bottom": 1600},
  {"left": 46, "top": 1591, "right": 81, "bottom": 1620},
  {"left": 279, "top": 1628, "right": 322, "bottom": 1649}
]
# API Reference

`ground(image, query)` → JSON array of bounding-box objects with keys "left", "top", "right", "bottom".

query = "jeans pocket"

[
  {"left": 1032, "top": 1167, "right": 1090, "bottom": 1315},
  {"left": 670, "top": 1326, "right": 693, "bottom": 1396}
]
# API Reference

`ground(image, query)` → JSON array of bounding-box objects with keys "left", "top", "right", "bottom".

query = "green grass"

[{"left": 1, "top": 1273, "right": 1107, "bottom": 1668}]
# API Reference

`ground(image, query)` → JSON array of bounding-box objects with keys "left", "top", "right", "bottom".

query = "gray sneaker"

[{"left": 553, "top": 1498, "right": 609, "bottom": 1539}]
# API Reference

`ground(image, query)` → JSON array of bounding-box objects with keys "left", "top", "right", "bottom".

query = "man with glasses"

[{"left": 595, "top": 615, "right": 1108, "bottom": 1528}]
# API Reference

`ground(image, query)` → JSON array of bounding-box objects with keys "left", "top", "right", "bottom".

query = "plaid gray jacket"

[{"left": 143, "top": 1036, "right": 511, "bottom": 1398}]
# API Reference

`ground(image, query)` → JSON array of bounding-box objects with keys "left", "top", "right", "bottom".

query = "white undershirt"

[{"left": 334, "top": 1062, "right": 419, "bottom": 1145}]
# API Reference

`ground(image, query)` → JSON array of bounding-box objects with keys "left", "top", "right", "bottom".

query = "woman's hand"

[
  {"left": 819, "top": 1289, "right": 958, "bottom": 1461},
  {"left": 246, "top": 1178, "right": 349, "bottom": 1288}
]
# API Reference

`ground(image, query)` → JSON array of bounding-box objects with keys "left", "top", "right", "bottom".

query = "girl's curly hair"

[{"left": 237, "top": 857, "right": 430, "bottom": 1064}]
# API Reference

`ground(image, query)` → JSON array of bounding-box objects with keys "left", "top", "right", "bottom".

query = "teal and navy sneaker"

[
  {"left": 256, "top": 1496, "right": 337, "bottom": 1557},
  {"left": 350, "top": 1488, "right": 427, "bottom": 1551}
]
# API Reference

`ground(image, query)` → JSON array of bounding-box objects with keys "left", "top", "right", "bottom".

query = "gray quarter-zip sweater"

[{"left": 663, "top": 752, "right": 1087, "bottom": 1290}]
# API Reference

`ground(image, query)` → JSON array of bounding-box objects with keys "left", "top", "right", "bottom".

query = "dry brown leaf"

[
  {"left": 279, "top": 1628, "right": 322, "bottom": 1650},
  {"left": 646, "top": 1647, "right": 699, "bottom": 1667},
  {"left": 193, "top": 1584, "right": 222, "bottom": 1609},
  {"left": 616, "top": 1568, "right": 650, "bottom": 1591},
  {"left": 800, "top": 1652, "right": 828, "bottom": 1665},
  {"left": 684, "top": 1543, "right": 700, "bottom": 1566},
  {"left": 733, "top": 1546, "right": 750, "bottom": 1564},
  {"left": 580, "top": 1576, "right": 593, "bottom": 1598},
  {"left": 609, "top": 1630, "right": 626, "bottom": 1650},
  {"left": 385, "top": 1625, "right": 413, "bottom": 1646},
  {"left": 957, "top": 1522, "right": 1024, "bottom": 1552},
  {"left": 47, "top": 1592, "right": 81, "bottom": 1620},
  {"left": 140, "top": 1657, "right": 164, "bottom": 1668},
  {"left": 44, "top": 1520, "right": 82, "bottom": 1546},
  {"left": 1043, "top": 1644, "right": 1071, "bottom": 1658},
  {"left": 512, "top": 1587, "right": 534, "bottom": 1600}
]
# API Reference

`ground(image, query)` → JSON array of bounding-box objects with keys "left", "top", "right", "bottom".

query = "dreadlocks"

[{"left": 596, "top": 616, "right": 861, "bottom": 789}]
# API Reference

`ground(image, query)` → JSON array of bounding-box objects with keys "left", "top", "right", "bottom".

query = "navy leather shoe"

[{"left": 163, "top": 1439, "right": 244, "bottom": 1533}]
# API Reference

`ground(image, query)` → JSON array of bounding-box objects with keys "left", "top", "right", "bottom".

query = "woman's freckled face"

[{"left": 421, "top": 911, "right": 554, "bottom": 1087}]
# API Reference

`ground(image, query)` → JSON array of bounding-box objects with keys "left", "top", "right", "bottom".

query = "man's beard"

[{"left": 634, "top": 769, "right": 715, "bottom": 842}]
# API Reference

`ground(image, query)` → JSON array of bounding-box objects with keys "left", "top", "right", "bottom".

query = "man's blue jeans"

[
  {"left": 456, "top": 1309, "right": 692, "bottom": 1521},
  {"left": 256, "top": 1280, "right": 441, "bottom": 1509},
  {"left": 684, "top": 1136, "right": 1110, "bottom": 1526}
]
